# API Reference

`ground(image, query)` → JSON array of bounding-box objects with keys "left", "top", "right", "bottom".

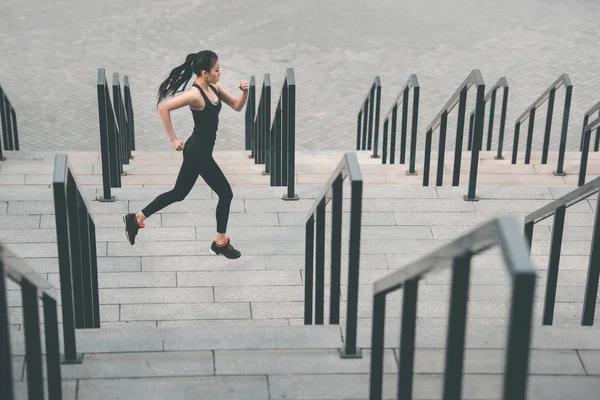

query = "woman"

[{"left": 123, "top": 50, "right": 248, "bottom": 259}]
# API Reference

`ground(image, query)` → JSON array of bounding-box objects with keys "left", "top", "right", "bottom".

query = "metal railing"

[
  {"left": 97, "top": 68, "right": 135, "bottom": 201},
  {"left": 356, "top": 77, "right": 381, "bottom": 155},
  {"left": 380, "top": 75, "right": 420, "bottom": 175},
  {"left": 269, "top": 68, "right": 298, "bottom": 200},
  {"left": 252, "top": 74, "right": 271, "bottom": 166},
  {"left": 244, "top": 76, "right": 256, "bottom": 153},
  {"left": 423, "top": 69, "right": 486, "bottom": 201},
  {"left": 524, "top": 176, "right": 600, "bottom": 326},
  {"left": 468, "top": 77, "right": 509, "bottom": 160},
  {"left": 1, "top": 243, "right": 65, "bottom": 399},
  {"left": 304, "top": 152, "right": 363, "bottom": 358},
  {"left": 53, "top": 154, "right": 101, "bottom": 334},
  {"left": 512, "top": 73, "right": 572, "bottom": 176},
  {"left": 0, "top": 84, "right": 20, "bottom": 161},
  {"left": 579, "top": 115, "right": 600, "bottom": 186},
  {"left": 579, "top": 100, "right": 600, "bottom": 153},
  {"left": 369, "top": 216, "right": 536, "bottom": 400}
]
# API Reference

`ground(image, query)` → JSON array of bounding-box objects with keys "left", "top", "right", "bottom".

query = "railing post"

[
  {"left": 503, "top": 271, "right": 535, "bottom": 400},
  {"left": 67, "top": 173, "right": 86, "bottom": 329},
  {"left": 89, "top": 216, "right": 101, "bottom": 328},
  {"left": 124, "top": 76, "right": 135, "bottom": 153},
  {"left": 496, "top": 86, "right": 509, "bottom": 160},
  {"left": 367, "top": 85, "right": 375, "bottom": 151},
  {"left": 304, "top": 216, "right": 315, "bottom": 325},
  {"left": 356, "top": 112, "right": 362, "bottom": 151},
  {"left": 330, "top": 175, "right": 343, "bottom": 325},
  {"left": 369, "top": 293, "right": 387, "bottom": 400},
  {"left": 21, "top": 278, "right": 45, "bottom": 399},
  {"left": 274, "top": 104, "right": 282, "bottom": 186},
  {"left": 397, "top": 278, "right": 419, "bottom": 400},
  {"left": 466, "top": 81, "right": 485, "bottom": 201},
  {"left": 0, "top": 260, "right": 14, "bottom": 399},
  {"left": 283, "top": 69, "right": 298, "bottom": 201},
  {"left": 486, "top": 89, "right": 497, "bottom": 151},
  {"left": 579, "top": 126, "right": 592, "bottom": 187},
  {"left": 442, "top": 252, "right": 471, "bottom": 399},
  {"left": 541, "top": 88, "right": 555, "bottom": 165},
  {"left": 97, "top": 69, "right": 114, "bottom": 201},
  {"left": 468, "top": 112, "right": 474, "bottom": 151},
  {"left": 582, "top": 195, "right": 600, "bottom": 326},
  {"left": 362, "top": 101, "right": 368, "bottom": 150},
  {"left": 382, "top": 119, "right": 389, "bottom": 164},
  {"left": 400, "top": 89, "right": 409, "bottom": 164},
  {"left": 423, "top": 130, "right": 432, "bottom": 186},
  {"left": 525, "top": 109, "right": 536, "bottom": 165},
  {"left": 372, "top": 80, "right": 381, "bottom": 158},
  {"left": 524, "top": 220, "right": 534, "bottom": 252},
  {"left": 43, "top": 294, "right": 63, "bottom": 400},
  {"left": 555, "top": 84, "right": 572, "bottom": 176},
  {"left": 436, "top": 111, "right": 448, "bottom": 186},
  {"left": 408, "top": 85, "right": 419, "bottom": 175},
  {"left": 543, "top": 205, "right": 565, "bottom": 325},
  {"left": 341, "top": 174, "right": 363, "bottom": 359},
  {"left": 453, "top": 88, "right": 467, "bottom": 186},
  {"left": 390, "top": 106, "right": 398, "bottom": 164},
  {"left": 512, "top": 122, "right": 521, "bottom": 164},
  {"left": 315, "top": 199, "right": 326, "bottom": 325}
]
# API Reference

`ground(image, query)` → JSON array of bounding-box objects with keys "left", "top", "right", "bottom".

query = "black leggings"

[{"left": 141, "top": 150, "right": 233, "bottom": 233}]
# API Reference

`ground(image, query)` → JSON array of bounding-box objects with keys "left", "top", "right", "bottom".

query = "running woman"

[{"left": 123, "top": 50, "right": 248, "bottom": 259}]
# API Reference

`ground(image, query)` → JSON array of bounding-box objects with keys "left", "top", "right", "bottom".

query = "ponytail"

[{"left": 156, "top": 50, "right": 219, "bottom": 107}]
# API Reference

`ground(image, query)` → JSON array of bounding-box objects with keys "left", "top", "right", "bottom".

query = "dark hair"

[{"left": 156, "top": 50, "right": 218, "bottom": 106}]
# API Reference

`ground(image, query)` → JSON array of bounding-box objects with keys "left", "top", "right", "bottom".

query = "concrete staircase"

[{"left": 2, "top": 148, "right": 600, "bottom": 399}]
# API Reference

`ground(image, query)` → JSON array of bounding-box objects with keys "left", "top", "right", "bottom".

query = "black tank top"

[{"left": 190, "top": 83, "right": 222, "bottom": 139}]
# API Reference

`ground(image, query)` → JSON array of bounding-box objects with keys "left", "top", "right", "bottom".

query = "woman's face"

[{"left": 204, "top": 60, "right": 221, "bottom": 83}]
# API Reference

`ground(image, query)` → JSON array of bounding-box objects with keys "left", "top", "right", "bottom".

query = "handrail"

[
  {"left": 244, "top": 76, "right": 256, "bottom": 153},
  {"left": 579, "top": 115, "right": 600, "bottom": 186},
  {"left": 467, "top": 77, "right": 509, "bottom": 160},
  {"left": 0, "top": 84, "right": 20, "bottom": 161},
  {"left": 53, "top": 154, "right": 100, "bottom": 342},
  {"left": 524, "top": 177, "right": 600, "bottom": 327},
  {"left": 304, "top": 152, "right": 363, "bottom": 358},
  {"left": 1, "top": 243, "right": 64, "bottom": 399},
  {"left": 380, "top": 74, "right": 420, "bottom": 175},
  {"left": 271, "top": 68, "right": 298, "bottom": 201},
  {"left": 252, "top": 73, "right": 271, "bottom": 166},
  {"left": 512, "top": 73, "right": 572, "bottom": 175},
  {"left": 356, "top": 77, "right": 381, "bottom": 155},
  {"left": 579, "top": 99, "right": 600, "bottom": 152},
  {"left": 422, "top": 69, "right": 486, "bottom": 201},
  {"left": 369, "top": 216, "right": 536, "bottom": 400}
]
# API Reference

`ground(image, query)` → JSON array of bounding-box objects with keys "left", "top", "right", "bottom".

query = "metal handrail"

[
  {"left": 579, "top": 115, "right": 600, "bottom": 186},
  {"left": 468, "top": 77, "right": 509, "bottom": 160},
  {"left": 512, "top": 73, "right": 572, "bottom": 175},
  {"left": 380, "top": 74, "right": 420, "bottom": 175},
  {"left": 369, "top": 216, "right": 536, "bottom": 400},
  {"left": 252, "top": 74, "right": 271, "bottom": 166},
  {"left": 356, "top": 77, "right": 382, "bottom": 155},
  {"left": 524, "top": 176, "right": 600, "bottom": 327},
  {"left": 1, "top": 243, "right": 63, "bottom": 399},
  {"left": 304, "top": 152, "right": 363, "bottom": 358},
  {"left": 422, "top": 69, "right": 486, "bottom": 201},
  {"left": 0, "top": 84, "right": 20, "bottom": 161},
  {"left": 579, "top": 99, "right": 600, "bottom": 152}
]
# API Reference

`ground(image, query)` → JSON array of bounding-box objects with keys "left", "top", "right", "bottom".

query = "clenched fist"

[
  {"left": 171, "top": 138, "right": 185, "bottom": 151},
  {"left": 238, "top": 80, "right": 249, "bottom": 92}
]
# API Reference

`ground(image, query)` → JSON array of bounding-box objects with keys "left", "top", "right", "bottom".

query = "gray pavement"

[{"left": 1, "top": 0, "right": 600, "bottom": 153}]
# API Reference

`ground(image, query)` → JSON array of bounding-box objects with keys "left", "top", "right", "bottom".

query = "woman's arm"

[
  {"left": 216, "top": 81, "right": 249, "bottom": 112},
  {"left": 158, "top": 90, "right": 202, "bottom": 149}
]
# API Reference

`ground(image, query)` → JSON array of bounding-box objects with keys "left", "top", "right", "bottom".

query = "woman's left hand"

[{"left": 238, "top": 80, "right": 249, "bottom": 92}]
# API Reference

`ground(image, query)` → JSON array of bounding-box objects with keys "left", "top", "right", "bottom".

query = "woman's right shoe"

[
  {"left": 210, "top": 237, "right": 241, "bottom": 259},
  {"left": 123, "top": 213, "right": 144, "bottom": 245}
]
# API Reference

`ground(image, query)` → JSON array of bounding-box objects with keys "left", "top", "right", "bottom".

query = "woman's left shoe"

[{"left": 210, "top": 237, "right": 241, "bottom": 259}]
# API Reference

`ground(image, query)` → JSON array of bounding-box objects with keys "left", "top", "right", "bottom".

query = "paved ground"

[{"left": 1, "top": 0, "right": 600, "bottom": 153}]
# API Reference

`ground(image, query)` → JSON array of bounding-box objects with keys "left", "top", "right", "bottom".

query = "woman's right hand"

[{"left": 171, "top": 138, "right": 185, "bottom": 151}]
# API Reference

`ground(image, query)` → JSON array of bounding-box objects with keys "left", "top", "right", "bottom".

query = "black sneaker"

[
  {"left": 123, "top": 213, "right": 144, "bottom": 245},
  {"left": 210, "top": 237, "right": 241, "bottom": 259}
]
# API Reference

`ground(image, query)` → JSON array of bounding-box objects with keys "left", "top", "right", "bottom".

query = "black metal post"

[
  {"left": 580, "top": 115, "right": 589, "bottom": 152},
  {"left": 579, "top": 127, "right": 592, "bottom": 187},
  {"left": 356, "top": 112, "right": 362, "bottom": 150},
  {"left": 304, "top": 216, "right": 315, "bottom": 325},
  {"left": 330, "top": 175, "right": 343, "bottom": 325},
  {"left": 408, "top": 86, "right": 420, "bottom": 175},
  {"left": 284, "top": 70, "right": 298, "bottom": 201},
  {"left": 97, "top": 69, "right": 114, "bottom": 201},
  {"left": 541, "top": 89, "right": 555, "bottom": 165},
  {"left": 0, "top": 260, "right": 14, "bottom": 400},
  {"left": 524, "top": 221, "right": 534, "bottom": 252},
  {"left": 67, "top": 174, "right": 85, "bottom": 329},
  {"left": 367, "top": 86, "right": 375, "bottom": 151},
  {"left": 77, "top": 190, "right": 95, "bottom": 328},
  {"left": 436, "top": 111, "right": 448, "bottom": 186},
  {"left": 453, "top": 88, "right": 467, "bottom": 187},
  {"left": 556, "top": 85, "right": 572, "bottom": 176},
  {"left": 502, "top": 272, "right": 535, "bottom": 400},
  {"left": 315, "top": 199, "right": 325, "bottom": 325},
  {"left": 525, "top": 109, "right": 536, "bottom": 165},
  {"left": 543, "top": 205, "right": 565, "bottom": 325},
  {"left": 390, "top": 106, "right": 398, "bottom": 164},
  {"left": 468, "top": 113, "right": 474, "bottom": 151},
  {"left": 43, "top": 294, "right": 63, "bottom": 400},
  {"left": 423, "top": 130, "right": 432, "bottom": 186},
  {"left": 368, "top": 293, "right": 387, "bottom": 400},
  {"left": 362, "top": 101, "right": 368, "bottom": 150},
  {"left": 487, "top": 89, "right": 497, "bottom": 151},
  {"left": 466, "top": 82, "right": 485, "bottom": 201},
  {"left": 512, "top": 122, "right": 521, "bottom": 164},
  {"left": 341, "top": 177, "right": 363, "bottom": 359},
  {"left": 275, "top": 105, "right": 282, "bottom": 186},
  {"left": 442, "top": 253, "right": 471, "bottom": 399},
  {"left": 582, "top": 195, "right": 600, "bottom": 326},
  {"left": 397, "top": 278, "right": 419, "bottom": 400},
  {"left": 382, "top": 119, "right": 389, "bottom": 164},
  {"left": 124, "top": 76, "right": 135, "bottom": 153},
  {"left": 372, "top": 83, "right": 381, "bottom": 158},
  {"left": 496, "top": 87, "right": 509, "bottom": 160},
  {"left": 400, "top": 89, "right": 409, "bottom": 164},
  {"left": 21, "top": 279, "right": 45, "bottom": 399},
  {"left": 89, "top": 216, "right": 100, "bottom": 328}
]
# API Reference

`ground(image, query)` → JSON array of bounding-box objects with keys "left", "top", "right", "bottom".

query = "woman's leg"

[{"left": 124, "top": 156, "right": 199, "bottom": 245}]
